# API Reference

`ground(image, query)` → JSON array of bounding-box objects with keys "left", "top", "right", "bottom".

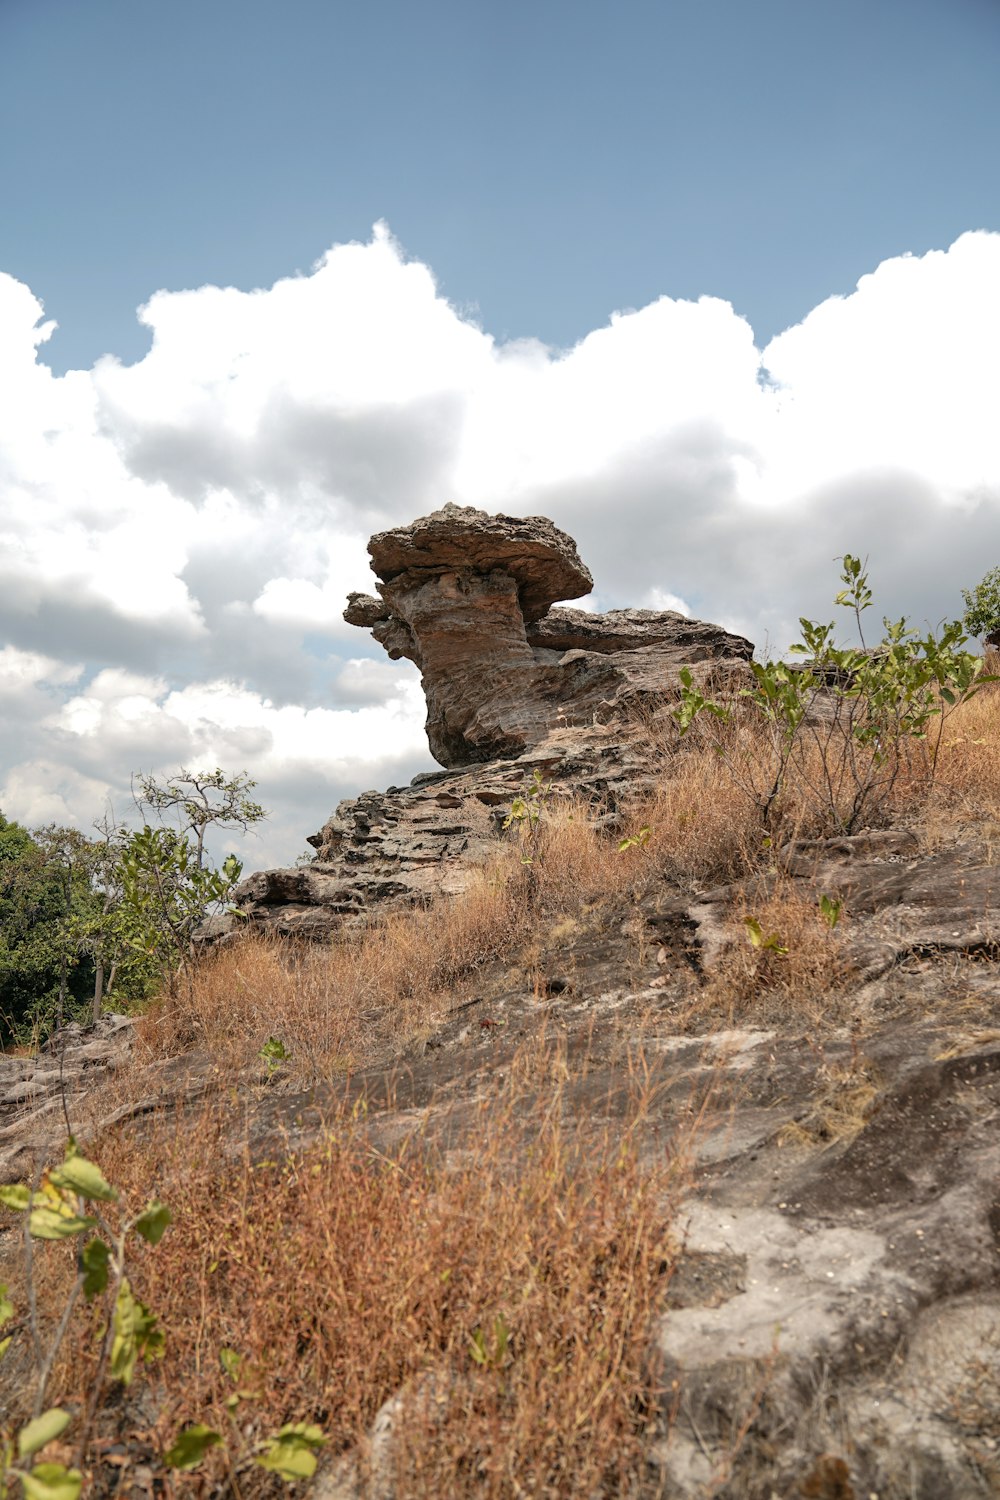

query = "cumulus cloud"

[{"left": 1, "top": 225, "right": 999, "bottom": 865}]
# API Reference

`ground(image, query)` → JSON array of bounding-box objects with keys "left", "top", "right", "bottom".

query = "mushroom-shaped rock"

[
  {"left": 345, "top": 503, "right": 753, "bottom": 768},
  {"left": 367, "top": 503, "right": 592, "bottom": 623}
]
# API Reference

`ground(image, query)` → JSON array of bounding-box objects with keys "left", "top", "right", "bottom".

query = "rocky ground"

[
  {"left": 5, "top": 814, "right": 1000, "bottom": 1499},
  {"left": 3, "top": 506, "right": 999, "bottom": 1498}
]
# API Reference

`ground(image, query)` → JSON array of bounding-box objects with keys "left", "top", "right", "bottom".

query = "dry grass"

[
  {"left": 919, "top": 685, "right": 1000, "bottom": 847},
  {"left": 704, "top": 877, "right": 853, "bottom": 1028},
  {"left": 638, "top": 671, "right": 1000, "bottom": 861},
  {"left": 779, "top": 1049, "right": 881, "bottom": 1147},
  {"left": 136, "top": 859, "right": 530, "bottom": 1077},
  {"left": 134, "top": 798, "right": 662, "bottom": 1081},
  {"left": 632, "top": 742, "right": 763, "bottom": 890},
  {"left": 8, "top": 1036, "right": 689, "bottom": 1498}
]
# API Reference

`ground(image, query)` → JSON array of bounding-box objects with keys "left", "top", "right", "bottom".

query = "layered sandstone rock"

[
  {"left": 218, "top": 505, "right": 754, "bottom": 940},
  {"left": 344, "top": 504, "right": 753, "bottom": 766}
]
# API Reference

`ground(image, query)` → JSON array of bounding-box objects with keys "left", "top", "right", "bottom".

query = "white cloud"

[
  {"left": 1, "top": 226, "right": 1000, "bottom": 865},
  {"left": 9, "top": 667, "right": 429, "bottom": 865}
]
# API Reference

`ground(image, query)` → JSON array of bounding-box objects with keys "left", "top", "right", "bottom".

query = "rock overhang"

[{"left": 365, "top": 502, "right": 594, "bottom": 623}]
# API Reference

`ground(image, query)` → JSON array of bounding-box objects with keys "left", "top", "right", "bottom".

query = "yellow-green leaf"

[
  {"left": 0, "top": 1184, "right": 30, "bottom": 1212},
  {"left": 28, "top": 1208, "right": 95, "bottom": 1241},
  {"left": 163, "top": 1424, "right": 223, "bottom": 1471},
  {"left": 277, "top": 1423, "right": 325, "bottom": 1447},
  {"left": 132, "top": 1202, "right": 171, "bottom": 1245},
  {"left": 17, "top": 1409, "right": 72, "bottom": 1459},
  {"left": 110, "top": 1278, "right": 138, "bottom": 1386},
  {"left": 49, "top": 1154, "right": 117, "bottom": 1204},
  {"left": 256, "top": 1423, "right": 326, "bottom": 1481},
  {"left": 18, "top": 1464, "right": 83, "bottom": 1500}
]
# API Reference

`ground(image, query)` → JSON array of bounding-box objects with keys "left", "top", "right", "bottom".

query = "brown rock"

[
  {"left": 525, "top": 606, "right": 750, "bottom": 659},
  {"left": 366, "top": 503, "right": 593, "bottom": 623},
  {"left": 345, "top": 503, "right": 752, "bottom": 767}
]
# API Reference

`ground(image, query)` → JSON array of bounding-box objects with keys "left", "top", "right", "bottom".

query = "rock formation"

[
  {"left": 222, "top": 504, "right": 753, "bottom": 939},
  {"left": 344, "top": 503, "right": 753, "bottom": 767},
  {"left": 7, "top": 508, "right": 1000, "bottom": 1500}
]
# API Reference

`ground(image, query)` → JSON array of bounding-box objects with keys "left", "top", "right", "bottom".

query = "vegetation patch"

[{"left": 3, "top": 1039, "right": 687, "bottom": 1498}]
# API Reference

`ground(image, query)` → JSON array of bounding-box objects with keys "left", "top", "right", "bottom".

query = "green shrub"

[{"left": 676, "top": 555, "right": 991, "bottom": 836}]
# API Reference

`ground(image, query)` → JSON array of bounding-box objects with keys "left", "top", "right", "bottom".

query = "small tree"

[
  {"left": 109, "top": 769, "right": 266, "bottom": 998},
  {"left": 961, "top": 566, "right": 1000, "bottom": 647},
  {"left": 676, "top": 555, "right": 990, "bottom": 837},
  {"left": 132, "top": 768, "right": 265, "bottom": 870}
]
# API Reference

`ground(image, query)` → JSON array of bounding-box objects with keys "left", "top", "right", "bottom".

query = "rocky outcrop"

[
  {"left": 220, "top": 505, "right": 753, "bottom": 941},
  {"left": 218, "top": 728, "right": 657, "bottom": 940},
  {"left": 344, "top": 504, "right": 752, "bottom": 767},
  {"left": 7, "top": 509, "right": 1000, "bottom": 1498}
]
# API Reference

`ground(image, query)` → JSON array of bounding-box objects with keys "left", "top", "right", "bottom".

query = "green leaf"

[
  {"left": 0, "top": 1334, "right": 11, "bottom": 1361},
  {"left": 110, "top": 1279, "right": 164, "bottom": 1385},
  {"left": 18, "top": 1464, "right": 83, "bottom": 1500},
  {"left": 0, "top": 1283, "right": 13, "bottom": 1325},
  {"left": 0, "top": 1184, "right": 31, "bottom": 1212},
  {"left": 17, "top": 1410, "right": 72, "bottom": 1460},
  {"left": 744, "top": 917, "right": 764, "bottom": 948},
  {"left": 743, "top": 916, "right": 788, "bottom": 956},
  {"left": 255, "top": 1424, "right": 326, "bottom": 1481},
  {"left": 132, "top": 1202, "right": 171, "bottom": 1245},
  {"left": 220, "top": 1346, "right": 242, "bottom": 1380},
  {"left": 163, "top": 1425, "right": 223, "bottom": 1471},
  {"left": 819, "top": 894, "right": 843, "bottom": 930},
  {"left": 49, "top": 1151, "right": 118, "bottom": 1204},
  {"left": 80, "top": 1238, "right": 110, "bottom": 1300},
  {"left": 28, "top": 1208, "right": 96, "bottom": 1242}
]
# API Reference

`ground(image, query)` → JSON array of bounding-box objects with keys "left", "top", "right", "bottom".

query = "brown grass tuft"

[
  {"left": 636, "top": 743, "right": 763, "bottom": 888},
  {"left": 134, "top": 797, "right": 666, "bottom": 1081},
  {"left": 135, "top": 860, "right": 529, "bottom": 1078},
  {"left": 22, "top": 1037, "right": 688, "bottom": 1498},
  {"left": 704, "top": 877, "right": 853, "bottom": 1028},
  {"left": 920, "top": 686, "right": 1000, "bottom": 847}
]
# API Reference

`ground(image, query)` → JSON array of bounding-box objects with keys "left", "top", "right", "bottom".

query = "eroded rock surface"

[
  {"left": 7, "top": 835, "right": 1000, "bottom": 1497},
  {"left": 226, "top": 729, "right": 656, "bottom": 940},
  {"left": 225, "top": 505, "right": 752, "bottom": 941},
  {"left": 344, "top": 503, "right": 752, "bottom": 767}
]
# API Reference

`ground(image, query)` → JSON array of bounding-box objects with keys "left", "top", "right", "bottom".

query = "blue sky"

[
  {"left": 4, "top": 0, "right": 999, "bottom": 372},
  {"left": 1, "top": 0, "right": 1000, "bottom": 867}
]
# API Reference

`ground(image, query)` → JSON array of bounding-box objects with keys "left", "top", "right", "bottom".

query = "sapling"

[
  {"left": 502, "top": 768, "right": 553, "bottom": 864},
  {"left": 0, "top": 1141, "right": 325, "bottom": 1493},
  {"left": 675, "top": 555, "right": 991, "bottom": 836}
]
